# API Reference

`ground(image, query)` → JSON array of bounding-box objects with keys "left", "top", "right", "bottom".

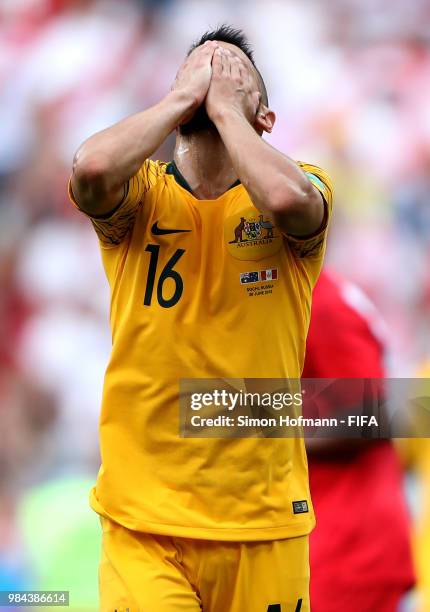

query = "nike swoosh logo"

[{"left": 151, "top": 222, "right": 191, "bottom": 236}]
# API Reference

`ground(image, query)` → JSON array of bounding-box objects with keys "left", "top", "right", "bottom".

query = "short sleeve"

[
  {"left": 68, "top": 159, "right": 166, "bottom": 247},
  {"left": 284, "top": 162, "right": 334, "bottom": 259}
]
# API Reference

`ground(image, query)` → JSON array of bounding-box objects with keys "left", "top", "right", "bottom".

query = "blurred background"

[{"left": 1, "top": 0, "right": 430, "bottom": 610}]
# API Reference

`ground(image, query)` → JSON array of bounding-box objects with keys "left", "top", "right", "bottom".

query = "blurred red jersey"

[{"left": 303, "top": 270, "right": 414, "bottom": 612}]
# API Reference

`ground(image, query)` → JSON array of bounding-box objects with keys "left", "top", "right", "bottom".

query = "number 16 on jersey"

[{"left": 144, "top": 244, "right": 185, "bottom": 309}]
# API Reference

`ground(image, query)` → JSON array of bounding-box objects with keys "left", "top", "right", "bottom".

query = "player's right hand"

[{"left": 171, "top": 41, "right": 218, "bottom": 124}]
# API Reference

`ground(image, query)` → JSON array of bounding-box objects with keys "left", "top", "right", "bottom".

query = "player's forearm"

[
  {"left": 213, "top": 110, "right": 322, "bottom": 235},
  {"left": 71, "top": 90, "right": 196, "bottom": 214},
  {"left": 214, "top": 110, "right": 312, "bottom": 209}
]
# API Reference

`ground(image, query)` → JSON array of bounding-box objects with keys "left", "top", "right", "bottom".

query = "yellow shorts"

[{"left": 99, "top": 516, "right": 310, "bottom": 612}]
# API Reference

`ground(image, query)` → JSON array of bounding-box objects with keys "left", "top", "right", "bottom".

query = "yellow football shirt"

[
  {"left": 398, "top": 365, "right": 430, "bottom": 612},
  {"left": 69, "top": 158, "right": 333, "bottom": 541}
]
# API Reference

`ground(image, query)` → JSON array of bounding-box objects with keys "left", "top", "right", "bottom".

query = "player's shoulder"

[
  {"left": 314, "top": 270, "right": 365, "bottom": 315},
  {"left": 142, "top": 159, "right": 168, "bottom": 184},
  {"left": 297, "top": 160, "right": 330, "bottom": 179},
  {"left": 297, "top": 160, "right": 334, "bottom": 202},
  {"left": 315, "top": 270, "right": 387, "bottom": 345}
]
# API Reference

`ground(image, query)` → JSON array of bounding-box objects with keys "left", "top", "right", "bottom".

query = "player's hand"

[
  {"left": 172, "top": 41, "right": 218, "bottom": 124},
  {"left": 205, "top": 47, "right": 261, "bottom": 124}
]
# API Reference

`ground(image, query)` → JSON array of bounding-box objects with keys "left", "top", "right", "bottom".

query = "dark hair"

[{"left": 189, "top": 25, "right": 268, "bottom": 106}]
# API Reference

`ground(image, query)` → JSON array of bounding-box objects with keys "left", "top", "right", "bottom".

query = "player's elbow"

[
  {"left": 265, "top": 178, "right": 314, "bottom": 214},
  {"left": 72, "top": 147, "right": 113, "bottom": 195}
]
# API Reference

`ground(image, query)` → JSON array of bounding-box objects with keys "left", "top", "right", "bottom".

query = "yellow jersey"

[
  {"left": 69, "top": 159, "right": 333, "bottom": 541},
  {"left": 398, "top": 365, "right": 430, "bottom": 612}
]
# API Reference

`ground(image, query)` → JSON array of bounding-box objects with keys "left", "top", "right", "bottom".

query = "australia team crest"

[
  {"left": 225, "top": 211, "right": 282, "bottom": 261},
  {"left": 244, "top": 219, "right": 261, "bottom": 240}
]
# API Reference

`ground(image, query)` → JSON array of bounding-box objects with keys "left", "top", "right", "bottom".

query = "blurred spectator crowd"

[{"left": 1, "top": 0, "right": 430, "bottom": 608}]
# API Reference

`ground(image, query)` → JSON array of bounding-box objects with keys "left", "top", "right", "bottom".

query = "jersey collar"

[{"left": 166, "top": 160, "right": 241, "bottom": 196}]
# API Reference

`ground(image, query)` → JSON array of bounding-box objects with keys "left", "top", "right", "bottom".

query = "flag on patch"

[
  {"left": 240, "top": 269, "right": 279, "bottom": 284},
  {"left": 240, "top": 271, "right": 260, "bottom": 284},
  {"left": 260, "top": 269, "right": 278, "bottom": 281}
]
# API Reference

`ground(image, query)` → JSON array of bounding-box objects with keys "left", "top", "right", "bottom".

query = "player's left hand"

[{"left": 205, "top": 47, "right": 261, "bottom": 124}]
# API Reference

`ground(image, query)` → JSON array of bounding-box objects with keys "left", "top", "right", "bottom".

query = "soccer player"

[
  {"left": 69, "top": 26, "right": 333, "bottom": 611},
  {"left": 303, "top": 269, "right": 414, "bottom": 612}
]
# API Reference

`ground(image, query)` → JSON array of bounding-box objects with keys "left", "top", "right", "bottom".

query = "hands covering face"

[
  {"left": 205, "top": 46, "right": 261, "bottom": 124},
  {"left": 172, "top": 42, "right": 270, "bottom": 132}
]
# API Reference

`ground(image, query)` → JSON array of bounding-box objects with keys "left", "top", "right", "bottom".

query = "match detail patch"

[{"left": 292, "top": 500, "right": 309, "bottom": 514}]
